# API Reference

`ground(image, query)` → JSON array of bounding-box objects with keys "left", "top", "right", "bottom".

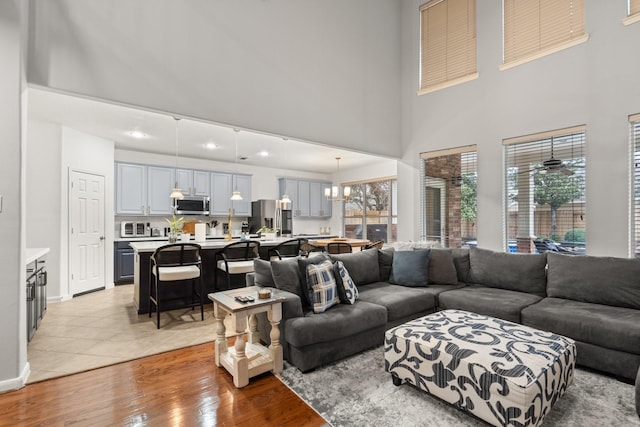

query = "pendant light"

[
  {"left": 169, "top": 117, "right": 184, "bottom": 200},
  {"left": 230, "top": 128, "right": 243, "bottom": 201},
  {"left": 325, "top": 157, "right": 351, "bottom": 201}
]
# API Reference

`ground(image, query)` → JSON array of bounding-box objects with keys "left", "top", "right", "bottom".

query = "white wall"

[
  {"left": 398, "top": 0, "right": 640, "bottom": 256},
  {"left": 27, "top": 0, "right": 402, "bottom": 159},
  {"left": 27, "top": 122, "right": 115, "bottom": 300},
  {"left": 0, "top": 0, "right": 28, "bottom": 392}
]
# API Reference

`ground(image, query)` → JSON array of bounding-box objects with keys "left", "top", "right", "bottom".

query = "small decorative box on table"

[
  {"left": 209, "top": 286, "right": 285, "bottom": 388},
  {"left": 384, "top": 310, "right": 576, "bottom": 427}
]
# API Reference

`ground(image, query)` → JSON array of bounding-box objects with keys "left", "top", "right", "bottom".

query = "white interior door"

[{"left": 70, "top": 170, "right": 105, "bottom": 296}]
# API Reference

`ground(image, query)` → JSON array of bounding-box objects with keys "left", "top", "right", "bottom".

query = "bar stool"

[
  {"left": 149, "top": 243, "right": 204, "bottom": 329},
  {"left": 215, "top": 240, "right": 261, "bottom": 290}
]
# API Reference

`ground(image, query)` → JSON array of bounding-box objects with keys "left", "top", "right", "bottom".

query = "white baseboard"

[{"left": 0, "top": 361, "right": 30, "bottom": 393}]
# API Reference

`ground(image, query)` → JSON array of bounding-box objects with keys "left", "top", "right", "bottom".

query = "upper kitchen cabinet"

[
  {"left": 116, "top": 163, "right": 147, "bottom": 215},
  {"left": 176, "top": 169, "right": 210, "bottom": 196},
  {"left": 211, "top": 172, "right": 252, "bottom": 216},
  {"left": 146, "top": 166, "right": 174, "bottom": 215},
  {"left": 115, "top": 162, "right": 173, "bottom": 215},
  {"left": 279, "top": 178, "right": 332, "bottom": 218}
]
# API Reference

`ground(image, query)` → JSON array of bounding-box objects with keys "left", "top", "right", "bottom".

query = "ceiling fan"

[{"left": 522, "top": 138, "right": 575, "bottom": 176}]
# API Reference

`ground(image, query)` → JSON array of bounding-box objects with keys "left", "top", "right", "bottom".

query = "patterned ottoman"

[{"left": 385, "top": 310, "right": 576, "bottom": 427}]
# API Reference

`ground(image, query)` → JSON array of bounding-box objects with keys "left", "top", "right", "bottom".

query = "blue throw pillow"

[
  {"left": 333, "top": 261, "right": 358, "bottom": 304},
  {"left": 389, "top": 249, "right": 430, "bottom": 287}
]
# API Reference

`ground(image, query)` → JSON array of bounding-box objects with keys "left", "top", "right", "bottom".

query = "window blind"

[
  {"left": 504, "top": 128, "right": 586, "bottom": 254},
  {"left": 503, "top": 0, "right": 585, "bottom": 66},
  {"left": 419, "top": 0, "right": 477, "bottom": 93},
  {"left": 630, "top": 114, "right": 640, "bottom": 256}
]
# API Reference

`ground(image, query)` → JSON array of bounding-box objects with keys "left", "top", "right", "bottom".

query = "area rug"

[{"left": 278, "top": 346, "right": 639, "bottom": 427}]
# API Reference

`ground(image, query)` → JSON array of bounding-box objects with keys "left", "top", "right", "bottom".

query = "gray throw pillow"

[
  {"left": 329, "top": 248, "right": 380, "bottom": 286},
  {"left": 378, "top": 247, "right": 395, "bottom": 282},
  {"left": 270, "top": 257, "right": 306, "bottom": 303},
  {"left": 253, "top": 258, "right": 275, "bottom": 288},
  {"left": 389, "top": 249, "right": 430, "bottom": 287},
  {"left": 429, "top": 249, "right": 459, "bottom": 284},
  {"left": 468, "top": 247, "right": 547, "bottom": 296},
  {"left": 547, "top": 252, "right": 640, "bottom": 309}
]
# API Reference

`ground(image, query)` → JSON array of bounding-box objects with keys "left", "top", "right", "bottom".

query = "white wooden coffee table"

[{"left": 208, "top": 286, "right": 285, "bottom": 388}]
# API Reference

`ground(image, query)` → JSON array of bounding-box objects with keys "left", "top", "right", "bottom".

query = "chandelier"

[{"left": 325, "top": 157, "right": 351, "bottom": 202}]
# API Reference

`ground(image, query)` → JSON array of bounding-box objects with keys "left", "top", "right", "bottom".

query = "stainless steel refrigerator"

[{"left": 249, "top": 199, "right": 293, "bottom": 237}]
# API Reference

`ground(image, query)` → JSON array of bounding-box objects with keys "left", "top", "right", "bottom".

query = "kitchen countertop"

[
  {"left": 129, "top": 235, "right": 337, "bottom": 252},
  {"left": 26, "top": 248, "right": 50, "bottom": 264}
]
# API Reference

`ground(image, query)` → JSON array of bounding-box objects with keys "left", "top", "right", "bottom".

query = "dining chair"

[
  {"left": 149, "top": 243, "right": 203, "bottom": 329},
  {"left": 214, "top": 240, "right": 261, "bottom": 290},
  {"left": 326, "top": 242, "right": 353, "bottom": 254},
  {"left": 363, "top": 240, "right": 384, "bottom": 250},
  {"left": 267, "top": 238, "right": 309, "bottom": 260}
]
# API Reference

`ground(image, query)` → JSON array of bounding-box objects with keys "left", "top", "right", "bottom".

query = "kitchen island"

[{"left": 129, "top": 236, "right": 333, "bottom": 314}]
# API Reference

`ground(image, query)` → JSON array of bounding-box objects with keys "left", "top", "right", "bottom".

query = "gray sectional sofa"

[{"left": 247, "top": 246, "right": 640, "bottom": 383}]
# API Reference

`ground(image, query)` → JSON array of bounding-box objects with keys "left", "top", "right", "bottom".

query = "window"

[
  {"left": 419, "top": 0, "right": 477, "bottom": 94},
  {"left": 421, "top": 146, "right": 477, "bottom": 248},
  {"left": 344, "top": 178, "right": 397, "bottom": 243},
  {"left": 630, "top": 114, "right": 640, "bottom": 256},
  {"left": 502, "top": 0, "right": 587, "bottom": 69},
  {"left": 625, "top": 0, "right": 640, "bottom": 25},
  {"left": 504, "top": 126, "right": 586, "bottom": 254}
]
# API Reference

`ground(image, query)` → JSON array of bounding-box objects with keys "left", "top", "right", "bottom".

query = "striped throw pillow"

[{"left": 306, "top": 260, "right": 338, "bottom": 313}]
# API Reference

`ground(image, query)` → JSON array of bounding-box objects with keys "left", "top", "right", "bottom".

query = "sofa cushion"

[
  {"left": 437, "top": 286, "right": 543, "bottom": 323},
  {"left": 284, "top": 300, "right": 387, "bottom": 348},
  {"left": 468, "top": 247, "right": 547, "bottom": 297},
  {"left": 389, "top": 249, "right": 430, "bottom": 287},
  {"left": 304, "top": 260, "right": 339, "bottom": 314},
  {"left": 357, "top": 282, "right": 438, "bottom": 322},
  {"left": 333, "top": 261, "right": 358, "bottom": 304},
  {"left": 451, "top": 248, "right": 470, "bottom": 283},
  {"left": 546, "top": 252, "right": 640, "bottom": 309},
  {"left": 253, "top": 259, "right": 275, "bottom": 288},
  {"left": 378, "top": 247, "right": 395, "bottom": 281},
  {"left": 329, "top": 248, "right": 380, "bottom": 286},
  {"left": 521, "top": 297, "right": 640, "bottom": 355},
  {"left": 429, "top": 249, "right": 459, "bottom": 284}
]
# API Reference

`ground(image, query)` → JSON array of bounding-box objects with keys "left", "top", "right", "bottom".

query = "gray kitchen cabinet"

[
  {"left": 116, "top": 163, "right": 147, "bottom": 215},
  {"left": 176, "top": 169, "right": 210, "bottom": 196},
  {"left": 210, "top": 172, "right": 232, "bottom": 216},
  {"left": 146, "top": 166, "right": 174, "bottom": 215},
  {"left": 26, "top": 254, "right": 47, "bottom": 343},
  {"left": 321, "top": 182, "right": 332, "bottom": 217},
  {"left": 279, "top": 178, "right": 332, "bottom": 218},
  {"left": 297, "top": 180, "right": 310, "bottom": 217},
  {"left": 114, "top": 241, "right": 134, "bottom": 284},
  {"left": 232, "top": 174, "right": 252, "bottom": 216},
  {"left": 115, "top": 162, "right": 173, "bottom": 215},
  {"left": 211, "top": 172, "right": 252, "bottom": 216}
]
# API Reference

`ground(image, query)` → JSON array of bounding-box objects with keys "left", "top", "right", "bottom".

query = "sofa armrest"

[
  {"left": 246, "top": 272, "right": 256, "bottom": 287},
  {"left": 255, "top": 289, "right": 304, "bottom": 359}
]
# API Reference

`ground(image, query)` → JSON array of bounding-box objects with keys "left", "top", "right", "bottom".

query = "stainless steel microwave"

[{"left": 175, "top": 196, "right": 210, "bottom": 215}]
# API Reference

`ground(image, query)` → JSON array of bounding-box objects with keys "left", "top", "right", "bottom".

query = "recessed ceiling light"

[
  {"left": 127, "top": 130, "right": 148, "bottom": 139},
  {"left": 257, "top": 150, "right": 269, "bottom": 157},
  {"left": 204, "top": 142, "right": 218, "bottom": 150}
]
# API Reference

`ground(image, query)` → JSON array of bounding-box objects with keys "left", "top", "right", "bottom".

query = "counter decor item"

[
  {"left": 257, "top": 226, "right": 279, "bottom": 241},
  {"left": 165, "top": 214, "right": 185, "bottom": 243}
]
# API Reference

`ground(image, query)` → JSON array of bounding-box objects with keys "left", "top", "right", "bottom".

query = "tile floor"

[{"left": 27, "top": 284, "right": 220, "bottom": 383}]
